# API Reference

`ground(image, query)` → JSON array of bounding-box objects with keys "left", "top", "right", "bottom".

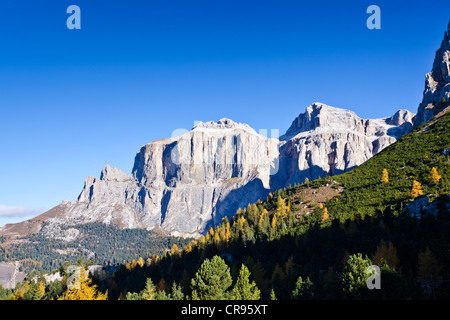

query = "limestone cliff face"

[
  {"left": 44, "top": 119, "right": 279, "bottom": 237},
  {"left": 272, "top": 103, "right": 414, "bottom": 190},
  {"left": 129, "top": 119, "right": 279, "bottom": 235},
  {"left": 16, "top": 105, "right": 414, "bottom": 239},
  {"left": 415, "top": 20, "right": 450, "bottom": 126}
]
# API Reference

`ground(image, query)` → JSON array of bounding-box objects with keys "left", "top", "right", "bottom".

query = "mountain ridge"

[{"left": 0, "top": 103, "right": 415, "bottom": 239}]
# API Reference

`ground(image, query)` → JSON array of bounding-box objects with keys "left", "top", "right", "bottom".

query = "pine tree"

[
  {"left": 340, "top": 253, "right": 373, "bottom": 297},
  {"left": 269, "top": 288, "right": 277, "bottom": 300},
  {"left": 170, "top": 282, "right": 185, "bottom": 300},
  {"left": 141, "top": 278, "right": 157, "bottom": 300},
  {"left": 429, "top": 167, "right": 441, "bottom": 184},
  {"left": 410, "top": 180, "right": 424, "bottom": 198},
  {"left": 230, "top": 264, "right": 261, "bottom": 300},
  {"left": 191, "top": 256, "right": 232, "bottom": 300},
  {"left": 381, "top": 168, "right": 389, "bottom": 183},
  {"left": 291, "top": 276, "right": 314, "bottom": 300}
]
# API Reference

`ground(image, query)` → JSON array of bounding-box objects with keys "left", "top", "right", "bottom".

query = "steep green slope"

[{"left": 328, "top": 110, "right": 450, "bottom": 222}]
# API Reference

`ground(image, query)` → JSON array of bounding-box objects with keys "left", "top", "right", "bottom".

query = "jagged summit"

[
  {"left": 281, "top": 102, "right": 415, "bottom": 141},
  {"left": 281, "top": 102, "right": 361, "bottom": 138},
  {"left": 192, "top": 118, "right": 255, "bottom": 133},
  {"left": 415, "top": 20, "right": 450, "bottom": 126}
]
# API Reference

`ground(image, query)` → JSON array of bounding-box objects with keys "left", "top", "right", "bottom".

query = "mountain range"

[{"left": 1, "top": 20, "right": 449, "bottom": 241}]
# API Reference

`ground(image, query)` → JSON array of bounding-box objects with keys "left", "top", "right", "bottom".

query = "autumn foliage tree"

[
  {"left": 381, "top": 168, "right": 389, "bottom": 183},
  {"left": 321, "top": 208, "right": 329, "bottom": 222},
  {"left": 410, "top": 180, "right": 424, "bottom": 198},
  {"left": 58, "top": 267, "right": 108, "bottom": 300},
  {"left": 428, "top": 167, "right": 441, "bottom": 184},
  {"left": 372, "top": 240, "right": 400, "bottom": 269}
]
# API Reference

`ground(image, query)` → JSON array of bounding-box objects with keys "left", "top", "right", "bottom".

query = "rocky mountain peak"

[
  {"left": 192, "top": 118, "right": 255, "bottom": 133},
  {"left": 415, "top": 20, "right": 450, "bottom": 126},
  {"left": 385, "top": 109, "right": 415, "bottom": 126},
  {"left": 100, "top": 165, "right": 132, "bottom": 182}
]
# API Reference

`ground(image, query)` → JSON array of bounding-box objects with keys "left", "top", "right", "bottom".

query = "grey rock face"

[
  {"left": 273, "top": 103, "right": 415, "bottom": 189},
  {"left": 27, "top": 103, "right": 414, "bottom": 238},
  {"left": 415, "top": 20, "right": 450, "bottom": 126},
  {"left": 130, "top": 120, "right": 279, "bottom": 235},
  {"left": 403, "top": 194, "right": 450, "bottom": 219}
]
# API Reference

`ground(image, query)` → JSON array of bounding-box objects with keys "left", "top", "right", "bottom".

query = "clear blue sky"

[{"left": 0, "top": 0, "right": 449, "bottom": 226}]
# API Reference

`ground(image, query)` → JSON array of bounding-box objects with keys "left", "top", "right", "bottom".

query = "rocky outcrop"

[
  {"left": 403, "top": 194, "right": 450, "bottom": 219},
  {"left": 415, "top": 20, "right": 450, "bottom": 126},
  {"left": 272, "top": 103, "right": 415, "bottom": 189}
]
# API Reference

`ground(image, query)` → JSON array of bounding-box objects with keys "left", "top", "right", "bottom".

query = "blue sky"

[{"left": 0, "top": 0, "right": 449, "bottom": 226}]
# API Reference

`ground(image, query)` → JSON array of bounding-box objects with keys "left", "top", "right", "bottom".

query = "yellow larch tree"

[
  {"left": 58, "top": 268, "right": 108, "bottom": 300},
  {"left": 171, "top": 244, "right": 179, "bottom": 256},
  {"left": 410, "top": 180, "right": 424, "bottom": 198},
  {"left": 37, "top": 281, "right": 46, "bottom": 300},
  {"left": 271, "top": 215, "right": 277, "bottom": 229},
  {"left": 429, "top": 167, "right": 441, "bottom": 184},
  {"left": 381, "top": 168, "right": 389, "bottom": 183},
  {"left": 321, "top": 207, "right": 329, "bottom": 222}
]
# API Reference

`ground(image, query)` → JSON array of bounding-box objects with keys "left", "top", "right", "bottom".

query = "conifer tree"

[
  {"left": 291, "top": 276, "right": 314, "bottom": 300},
  {"left": 429, "top": 167, "right": 441, "bottom": 184},
  {"left": 381, "top": 168, "right": 389, "bottom": 183},
  {"left": 231, "top": 264, "right": 261, "bottom": 300},
  {"left": 269, "top": 288, "right": 277, "bottom": 300},
  {"left": 191, "top": 256, "right": 232, "bottom": 300},
  {"left": 137, "top": 256, "right": 145, "bottom": 268},
  {"left": 321, "top": 207, "right": 329, "bottom": 222},
  {"left": 340, "top": 253, "right": 373, "bottom": 298},
  {"left": 171, "top": 244, "right": 179, "bottom": 256},
  {"left": 37, "top": 281, "right": 46, "bottom": 300},
  {"left": 141, "top": 278, "right": 157, "bottom": 300},
  {"left": 170, "top": 282, "right": 185, "bottom": 300},
  {"left": 372, "top": 240, "right": 400, "bottom": 269},
  {"left": 410, "top": 180, "right": 424, "bottom": 198}
]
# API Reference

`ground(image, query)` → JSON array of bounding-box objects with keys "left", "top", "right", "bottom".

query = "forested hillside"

[{"left": 0, "top": 222, "right": 192, "bottom": 272}]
